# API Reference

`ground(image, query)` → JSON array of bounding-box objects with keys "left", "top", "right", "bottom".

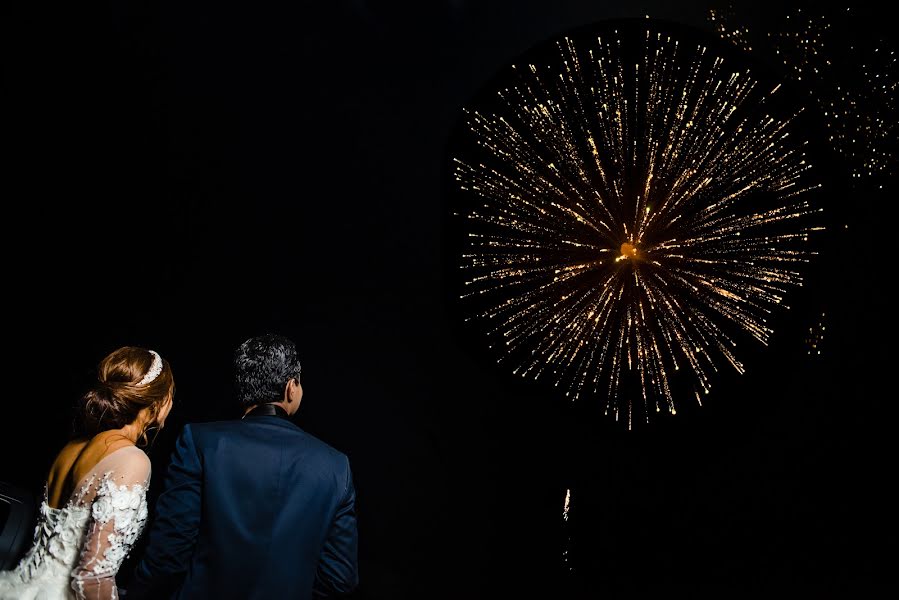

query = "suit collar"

[
  {"left": 239, "top": 411, "right": 303, "bottom": 432},
  {"left": 243, "top": 403, "right": 290, "bottom": 420}
]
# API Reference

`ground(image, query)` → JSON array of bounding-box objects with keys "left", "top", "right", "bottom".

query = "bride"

[{"left": 0, "top": 347, "right": 174, "bottom": 599}]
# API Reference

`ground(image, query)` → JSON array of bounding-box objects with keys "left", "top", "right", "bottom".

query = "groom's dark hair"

[{"left": 234, "top": 334, "right": 302, "bottom": 408}]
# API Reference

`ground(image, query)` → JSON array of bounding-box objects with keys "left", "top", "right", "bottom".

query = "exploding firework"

[{"left": 449, "top": 21, "right": 824, "bottom": 426}]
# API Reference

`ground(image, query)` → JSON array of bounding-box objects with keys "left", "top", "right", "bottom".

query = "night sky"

[{"left": 3, "top": 1, "right": 894, "bottom": 598}]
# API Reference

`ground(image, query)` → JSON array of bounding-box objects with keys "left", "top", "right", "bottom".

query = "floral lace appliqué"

[
  {"left": 71, "top": 474, "right": 149, "bottom": 599},
  {"left": 84, "top": 478, "right": 148, "bottom": 575}
]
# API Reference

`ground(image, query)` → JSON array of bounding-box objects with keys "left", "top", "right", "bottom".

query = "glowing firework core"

[{"left": 618, "top": 242, "right": 640, "bottom": 261}]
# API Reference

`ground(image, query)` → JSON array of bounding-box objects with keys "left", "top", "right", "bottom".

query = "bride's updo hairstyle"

[{"left": 78, "top": 346, "right": 174, "bottom": 445}]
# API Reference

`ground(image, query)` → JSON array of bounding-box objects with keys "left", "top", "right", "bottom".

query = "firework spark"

[
  {"left": 562, "top": 488, "right": 572, "bottom": 571},
  {"left": 805, "top": 311, "right": 827, "bottom": 357},
  {"left": 709, "top": 5, "right": 897, "bottom": 180},
  {"left": 452, "top": 23, "right": 823, "bottom": 426}
]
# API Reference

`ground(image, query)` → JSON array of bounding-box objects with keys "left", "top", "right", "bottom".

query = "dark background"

[{"left": 3, "top": 1, "right": 894, "bottom": 598}]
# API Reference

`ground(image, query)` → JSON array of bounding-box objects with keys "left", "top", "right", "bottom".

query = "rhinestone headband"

[{"left": 138, "top": 350, "right": 163, "bottom": 385}]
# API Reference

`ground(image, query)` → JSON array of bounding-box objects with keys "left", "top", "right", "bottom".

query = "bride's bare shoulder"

[{"left": 116, "top": 444, "right": 151, "bottom": 466}]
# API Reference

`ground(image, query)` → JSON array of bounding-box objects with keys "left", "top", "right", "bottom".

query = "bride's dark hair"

[{"left": 77, "top": 346, "right": 174, "bottom": 446}]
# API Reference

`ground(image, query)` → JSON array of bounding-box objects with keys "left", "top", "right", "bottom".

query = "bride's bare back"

[{"left": 47, "top": 432, "right": 137, "bottom": 510}]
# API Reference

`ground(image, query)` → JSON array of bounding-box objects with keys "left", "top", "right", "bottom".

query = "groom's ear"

[{"left": 284, "top": 378, "right": 299, "bottom": 403}]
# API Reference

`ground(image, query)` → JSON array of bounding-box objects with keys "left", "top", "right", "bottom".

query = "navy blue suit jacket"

[{"left": 128, "top": 414, "right": 358, "bottom": 599}]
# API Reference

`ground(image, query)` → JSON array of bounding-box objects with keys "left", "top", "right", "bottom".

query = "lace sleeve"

[{"left": 70, "top": 448, "right": 151, "bottom": 600}]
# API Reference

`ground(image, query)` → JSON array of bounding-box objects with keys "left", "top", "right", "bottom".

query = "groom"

[{"left": 127, "top": 334, "right": 358, "bottom": 599}]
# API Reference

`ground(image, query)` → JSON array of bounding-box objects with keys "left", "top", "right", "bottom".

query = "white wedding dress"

[{"left": 0, "top": 446, "right": 150, "bottom": 600}]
